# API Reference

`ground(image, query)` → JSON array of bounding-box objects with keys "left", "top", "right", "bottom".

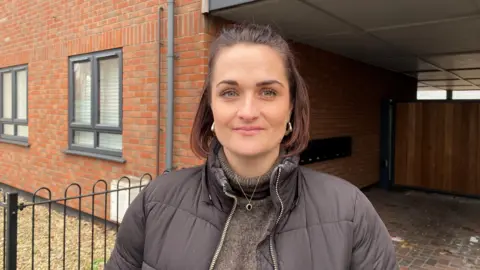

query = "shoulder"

[
  {"left": 299, "top": 166, "right": 360, "bottom": 196},
  {"left": 142, "top": 165, "right": 205, "bottom": 204},
  {"left": 298, "top": 166, "right": 366, "bottom": 221}
]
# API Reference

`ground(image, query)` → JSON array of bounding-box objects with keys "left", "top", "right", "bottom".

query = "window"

[
  {"left": 0, "top": 65, "right": 28, "bottom": 143},
  {"left": 452, "top": 90, "right": 480, "bottom": 100},
  {"left": 416, "top": 90, "right": 447, "bottom": 100},
  {"left": 68, "top": 49, "right": 123, "bottom": 158}
]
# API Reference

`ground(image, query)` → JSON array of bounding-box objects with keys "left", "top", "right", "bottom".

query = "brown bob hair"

[{"left": 190, "top": 23, "right": 310, "bottom": 159}]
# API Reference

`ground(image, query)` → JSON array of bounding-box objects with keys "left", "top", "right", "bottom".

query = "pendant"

[{"left": 246, "top": 203, "right": 253, "bottom": 211}]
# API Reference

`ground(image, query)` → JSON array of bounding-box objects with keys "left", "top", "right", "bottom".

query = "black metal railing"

[{"left": 0, "top": 173, "right": 152, "bottom": 270}]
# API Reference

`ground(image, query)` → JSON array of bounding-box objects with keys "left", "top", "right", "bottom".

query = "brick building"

[{"left": 0, "top": 0, "right": 417, "bottom": 202}]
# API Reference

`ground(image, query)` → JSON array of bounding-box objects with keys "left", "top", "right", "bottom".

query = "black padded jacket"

[{"left": 105, "top": 142, "right": 397, "bottom": 270}]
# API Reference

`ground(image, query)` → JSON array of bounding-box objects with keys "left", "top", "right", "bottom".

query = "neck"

[{"left": 223, "top": 147, "right": 281, "bottom": 178}]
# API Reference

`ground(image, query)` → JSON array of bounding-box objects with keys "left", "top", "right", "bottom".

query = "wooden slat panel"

[
  {"left": 413, "top": 103, "right": 423, "bottom": 188},
  {"left": 451, "top": 103, "right": 466, "bottom": 194},
  {"left": 442, "top": 103, "right": 454, "bottom": 193},
  {"left": 477, "top": 103, "right": 480, "bottom": 195},
  {"left": 394, "top": 101, "right": 480, "bottom": 196},
  {"left": 421, "top": 103, "right": 432, "bottom": 189},
  {"left": 433, "top": 103, "right": 445, "bottom": 191},
  {"left": 465, "top": 103, "right": 478, "bottom": 194}
]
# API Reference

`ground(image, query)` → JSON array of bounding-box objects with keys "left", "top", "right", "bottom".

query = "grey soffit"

[
  {"left": 450, "top": 68, "right": 480, "bottom": 79},
  {"left": 209, "top": 0, "right": 355, "bottom": 38},
  {"left": 426, "top": 52, "right": 480, "bottom": 70},
  {"left": 468, "top": 79, "right": 480, "bottom": 84},
  {"left": 301, "top": 0, "right": 480, "bottom": 31},
  {"left": 370, "top": 16, "right": 480, "bottom": 56},
  {"left": 208, "top": 0, "right": 258, "bottom": 12},
  {"left": 408, "top": 71, "right": 465, "bottom": 80},
  {"left": 417, "top": 86, "right": 447, "bottom": 91},
  {"left": 444, "top": 85, "right": 480, "bottom": 90},
  {"left": 413, "top": 69, "right": 480, "bottom": 80},
  {"left": 420, "top": 80, "right": 471, "bottom": 87}
]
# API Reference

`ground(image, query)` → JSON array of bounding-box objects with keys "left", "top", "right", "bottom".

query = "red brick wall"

[
  {"left": 0, "top": 1, "right": 162, "bottom": 212},
  {"left": 292, "top": 43, "right": 416, "bottom": 187},
  {"left": 0, "top": 0, "right": 213, "bottom": 216}
]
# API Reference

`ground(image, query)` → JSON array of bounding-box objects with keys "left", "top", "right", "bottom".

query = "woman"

[{"left": 106, "top": 23, "right": 397, "bottom": 270}]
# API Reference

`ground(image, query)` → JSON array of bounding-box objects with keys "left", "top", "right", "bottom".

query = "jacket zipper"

[
  {"left": 270, "top": 167, "right": 283, "bottom": 270},
  {"left": 209, "top": 185, "right": 238, "bottom": 270},
  {"left": 209, "top": 167, "right": 284, "bottom": 270}
]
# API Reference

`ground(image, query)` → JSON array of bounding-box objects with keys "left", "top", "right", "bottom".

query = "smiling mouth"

[{"left": 233, "top": 127, "right": 264, "bottom": 135}]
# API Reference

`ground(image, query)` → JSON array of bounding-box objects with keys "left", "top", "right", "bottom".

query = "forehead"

[{"left": 212, "top": 43, "right": 287, "bottom": 83}]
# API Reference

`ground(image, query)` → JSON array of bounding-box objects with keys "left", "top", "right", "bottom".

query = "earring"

[
  {"left": 211, "top": 122, "right": 215, "bottom": 133},
  {"left": 285, "top": 122, "right": 293, "bottom": 135}
]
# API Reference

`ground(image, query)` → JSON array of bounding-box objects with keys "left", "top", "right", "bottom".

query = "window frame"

[
  {"left": 0, "top": 65, "right": 29, "bottom": 143},
  {"left": 68, "top": 49, "right": 123, "bottom": 158}
]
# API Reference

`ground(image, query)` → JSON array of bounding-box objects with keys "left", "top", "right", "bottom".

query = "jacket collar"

[{"left": 204, "top": 138, "right": 301, "bottom": 217}]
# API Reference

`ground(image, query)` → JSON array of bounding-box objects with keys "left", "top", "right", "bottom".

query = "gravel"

[{"left": 0, "top": 192, "right": 118, "bottom": 270}]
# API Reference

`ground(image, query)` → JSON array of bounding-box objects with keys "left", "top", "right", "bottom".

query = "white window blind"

[
  {"left": 99, "top": 133, "right": 122, "bottom": 151},
  {"left": 98, "top": 57, "right": 122, "bottom": 151},
  {"left": 17, "top": 125, "right": 28, "bottom": 137},
  {"left": 99, "top": 57, "right": 120, "bottom": 127},
  {"left": 73, "top": 131, "right": 94, "bottom": 147},
  {"left": 3, "top": 124, "right": 14, "bottom": 135},
  {"left": 73, "top": 62, "right": 91, "bottom": 125},
  {"left": 16, "top": 70, "right": 27, "bottom": 120},
  {"left": 2, "top": 72, "right": 12, "bottom": 119}
]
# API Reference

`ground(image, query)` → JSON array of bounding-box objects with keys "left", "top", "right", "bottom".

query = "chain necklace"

[{"left": 233, "top": 175, "right": 262, "bottom": 211}]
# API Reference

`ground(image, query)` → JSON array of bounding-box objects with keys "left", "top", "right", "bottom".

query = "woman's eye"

[
  {"left": 261, "top": 89, "right": 277, "bottom": 97},
  {"left": 220, "top": 89, "right": 238, "bottom": 97}
]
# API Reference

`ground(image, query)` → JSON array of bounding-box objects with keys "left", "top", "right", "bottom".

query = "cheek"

[
  {"left": 273, "top": 118, "right": 287, "bottom": 132},
  {"left": 267, "top": 108, "right": 290, "bottom": 132},
  {"left": 211, "top": 98, "right": 235, "bottom": 127},
  {"left": 210, "top": 96, "right": 223, "bottom": 118}
]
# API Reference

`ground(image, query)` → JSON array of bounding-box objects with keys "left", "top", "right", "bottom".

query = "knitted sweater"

[{"left": 214, "top": 149, "right": 278, "bottom": 270}]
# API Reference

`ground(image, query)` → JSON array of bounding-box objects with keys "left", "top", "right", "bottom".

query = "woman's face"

[{"left": 210, "top": 43, "right": 292, "bottom": 159}]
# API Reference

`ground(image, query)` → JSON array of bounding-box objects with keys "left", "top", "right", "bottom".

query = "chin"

[
  {"left": 229, "top": 147, "right": 266, "bottom": 157},
  {"left": 224, "top": 138, "right": 278, "bottom": 158}
]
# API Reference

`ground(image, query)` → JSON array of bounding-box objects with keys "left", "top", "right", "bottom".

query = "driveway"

[{"left": 364, "top": 187, "right": 480, "bottom": 269}]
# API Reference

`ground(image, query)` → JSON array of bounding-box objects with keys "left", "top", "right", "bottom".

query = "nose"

[{"left": 237, "top": 93, "right": 259, "bottom": 121}]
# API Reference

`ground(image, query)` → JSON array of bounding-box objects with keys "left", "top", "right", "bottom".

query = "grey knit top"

[{"left": 214, "top": 148, "right": 279, "bottom": 270}]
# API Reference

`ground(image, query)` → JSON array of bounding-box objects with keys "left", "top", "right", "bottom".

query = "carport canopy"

[{"left": 203, "top": 0, "right": 480, "bottom": 95}]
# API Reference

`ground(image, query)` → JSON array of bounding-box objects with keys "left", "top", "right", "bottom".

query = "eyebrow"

[{"left": 216, "top": 79, "right": 284, "bottom": 87}]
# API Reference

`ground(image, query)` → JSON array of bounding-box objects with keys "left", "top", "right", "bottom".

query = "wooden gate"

[{"left": 393, "top": 101, "right": 480, "bottom": 196}]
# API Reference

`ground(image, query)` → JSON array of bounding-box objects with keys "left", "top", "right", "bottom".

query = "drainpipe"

[
  {"left": 155, "top": 6, "right": 163, "bottom": 177},
  {"left": 165, "top": 0, "right": 175, "bottom": 172}
]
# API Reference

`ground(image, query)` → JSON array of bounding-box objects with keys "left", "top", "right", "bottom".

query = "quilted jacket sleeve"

[
  {"left": 350, "top": 190, "right": 399, "bottom": 270},
  {"left": 104, "top": 186, "right": 148, "bottom": 270}
]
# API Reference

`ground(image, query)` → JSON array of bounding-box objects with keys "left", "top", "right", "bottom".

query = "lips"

[
  {"left": 234, "top": 126, "right": 263, "bottom": 131},
  {"left": 233, "top": 126, "right": 264, "bottom": 135}
]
